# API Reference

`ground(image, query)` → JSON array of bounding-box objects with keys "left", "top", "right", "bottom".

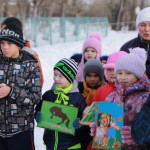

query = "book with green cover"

[{"left": 37, "top": 101, "right": 78, "bottom": 135}]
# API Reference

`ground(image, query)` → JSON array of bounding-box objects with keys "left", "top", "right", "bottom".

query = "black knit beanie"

[{"left": 0, "top": 24, "right": 24, "bottom": 48}]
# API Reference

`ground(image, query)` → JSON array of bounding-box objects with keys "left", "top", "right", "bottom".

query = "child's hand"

[
  {"left": 89, "top": 123, "right": 95, "bottom": 136},
  {"left": 82, "top": 106, "right": 90, "bottom": 116},
  {"left": 36, "top": 112, "right": 41, "bottom": 123},
  {"left": 73, "top": 118, "right": 81, "bottom": 129},
  {"left": 0, "top": 84, "right": 11, "bottom": 98},
  {"left": 121, "top": 126, "right": 135, "bottom": 145}
]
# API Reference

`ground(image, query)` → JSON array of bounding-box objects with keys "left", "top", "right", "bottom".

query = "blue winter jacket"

[{"left": 132, "top": 94, "right": 150, "bottom": 149}]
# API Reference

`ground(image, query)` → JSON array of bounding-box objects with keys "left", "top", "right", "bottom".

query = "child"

[
  {"left": 77, "top": 59, "right": 105, "bottom": 150},
  {"left": 86, "top": 51, "right": 127, "bottom": 150},
  {"left": 92, "top": 51, "right": 127, "bottom": 103},
  {"left": 0, "top": 24, "right": 41, "bottom": 149},
  {"left": 35, "top": 58, "right": 86, "bottom": 150},
  {"left": 1, "top": 17, "right": 44, "bottom": 87},
  {"left": 105, "top": 47, "right": 150, "bottom": 149},
  {"left": 78, "top": 59, "right": 105, "bottom": 106},
  {"left": 76, "top": 33, "right": 102, "bottom": 82},
  {"left": 131, "top": 94, "right": 150, "bottom": 149}
]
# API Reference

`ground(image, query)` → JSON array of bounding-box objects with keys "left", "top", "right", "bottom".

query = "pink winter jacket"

[{"left": 105, "top": 74, "right": 150, "bottom": 150}]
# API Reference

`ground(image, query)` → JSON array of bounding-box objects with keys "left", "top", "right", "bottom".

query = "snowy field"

[{"left": 34, "top": 30, "right": 137, "bottom": 150}]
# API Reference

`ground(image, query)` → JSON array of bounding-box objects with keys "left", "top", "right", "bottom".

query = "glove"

[
  {"left": 36, "top": 112, "right": 41, "bottom": 123},
  {"left": 121, "top": 126, "right": 135, "bottom": 145},
  {"left": 89, "top": 123, "right": 96, "bottom": 136},
  {"left": 73, "top": 118, "right": 81, "bottom": 129}
]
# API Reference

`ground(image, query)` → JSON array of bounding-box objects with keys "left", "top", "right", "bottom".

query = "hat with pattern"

[
  {"left": 54, "top": 58, "right": 78, "bottom": 83},
  {"left": 0, "top": 23, "right": 24, "bottom": 48}
]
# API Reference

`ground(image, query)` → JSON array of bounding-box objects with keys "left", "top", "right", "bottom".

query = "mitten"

[
  {"left": 82, "top": 106, "right": 90, "bottom": 117},
  {"left": 73, "top": 118, "right": 81, "bottom": 129},
  {"left": 89, "top": 123, "right": 96, "bottom": 136},
  {"left": 121, "top": 126, "right": 135, "bottom": 145},
  {"left": 36, "top": 112, "right": 41, "bottom": 123}
]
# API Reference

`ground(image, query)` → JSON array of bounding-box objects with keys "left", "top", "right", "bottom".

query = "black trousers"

[{"left": 0, "top": 130, "right": 35, "bottom": 150}]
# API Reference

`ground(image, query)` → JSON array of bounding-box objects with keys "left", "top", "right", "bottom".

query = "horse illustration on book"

[{"left": 49, "top": 106, "right": 70, "bottom": 128}]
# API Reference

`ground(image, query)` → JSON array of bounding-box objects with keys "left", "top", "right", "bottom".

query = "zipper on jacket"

[
  {"left": 54, "top": 131, "right": 58, "bottom": 150},
  {"left": 147, "top": 43, "right": 150, "bottom": 54},
  {"left": 4, "top": 61, "right": 11, "bottom": 136}
]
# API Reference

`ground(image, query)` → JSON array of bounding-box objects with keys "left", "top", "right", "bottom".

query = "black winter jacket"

[
  {"left": 36, "top": 82, "right": 86, "bottom": 150},
  {"left": 120, "top": 35, "right": 150, "bottom": 79}
]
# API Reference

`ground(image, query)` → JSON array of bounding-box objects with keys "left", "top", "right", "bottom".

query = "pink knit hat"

[
  {"left": 76, "top": 33, "right": 102, "bottom": 82},
  {"left": 82, "top": 32, "right": 102, "bottom": 56},
  {"left": 104, "top": 51, "right": 128, "bottom": 80}
]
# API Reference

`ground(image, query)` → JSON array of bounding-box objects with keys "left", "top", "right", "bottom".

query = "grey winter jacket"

[{"left": 0, "top": 50, "right": 41, "bottom": 137}]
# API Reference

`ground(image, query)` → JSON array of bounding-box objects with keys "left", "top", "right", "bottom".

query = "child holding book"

[
  {"left": 87, "top": 51, "right": 127, "bottom": 150},
  {"left": 105, "top": 47, "right": 150, "bottom": 149},
  {"left": 35, "top": 58, "right": 86, "bottom": 150}
]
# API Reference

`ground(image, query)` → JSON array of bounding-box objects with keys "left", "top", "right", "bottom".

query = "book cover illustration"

[
  {"left": 92, "top": 102, "right": 124, "bottom": 150},
  {"left": 37, "top": 101, "right": 78, "bottom": 135},
  {"left": 80, "top": 102, "right": 96, "bottom": 125}
]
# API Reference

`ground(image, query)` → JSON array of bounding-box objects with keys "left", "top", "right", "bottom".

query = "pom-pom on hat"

[
  {"left": 54, "top": 58, "right": 78, "bottom": 83},
  {"left": 115, "top": 47, "right": 147, "bottom": 79},
  {"left": 0, "top": 24, "right": 24, "bottom": 48},
  {"left": 104, "top": 51, "right": 128, "bottom": 80},
  {"left": 82, "top": 32, "right": 102, "bottom": 56},
  {"left": 83, "top": 59, "right": 104, "bottom": 79},
  {"left": 136, "top": 7, "right": 150, "bottom": 26}
]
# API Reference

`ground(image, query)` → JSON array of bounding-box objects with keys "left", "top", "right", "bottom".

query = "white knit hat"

[{"left": 136, "top": 7, "right": 150, "bottom": 26}]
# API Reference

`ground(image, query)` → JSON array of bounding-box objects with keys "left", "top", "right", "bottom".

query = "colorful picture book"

[
  {"left": 80, "top": 102, "right": 96, "bottom": 125},
  {"left": 92, "top": 102, "right": 124, "bottom": 150},
  {"left": 37, "top": 101, "right": 78, "bottom": 135}
]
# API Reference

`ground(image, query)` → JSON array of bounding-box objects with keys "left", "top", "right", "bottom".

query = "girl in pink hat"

[{"left": 76, "top": 33, "right": 102, "bottom": 83}]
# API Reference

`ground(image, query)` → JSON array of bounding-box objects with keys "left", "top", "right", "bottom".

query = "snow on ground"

[{"left": 34, "top": 30, "right": 137, "bottom": 150}]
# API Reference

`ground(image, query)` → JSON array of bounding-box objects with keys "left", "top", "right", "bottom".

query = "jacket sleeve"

[
  {"left": 76, "top": 94, "right": 86, "bottom": 119},
  {"left": 8, "top": 63, "right": 41, "bottom": 105},
  {"left": 131, "top": 95, "right": 150, "bottom": 145}
]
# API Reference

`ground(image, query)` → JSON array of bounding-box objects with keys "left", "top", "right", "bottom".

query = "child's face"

[
  {"left": 53, "top": 70, "right": 70, "bottom": 89},
  {"left": 0, "top": 40, "right": 20, "bottom": 58},
  {"left": 107, "top": 68, "right": 116, "bottom": 82},
  {"left": 117, "top": 70, "right": 138, "bottom": 85},
  {"left": 84, "top": 47, "right": 97, "bottom": 61},
  {"left": 85, "top": 72, "right": 101, "bottom": 87}
]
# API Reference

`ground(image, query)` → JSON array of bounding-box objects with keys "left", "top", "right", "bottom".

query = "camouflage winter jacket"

[{"left": 0, "top": 50, "right": 41, "bottom": 137}]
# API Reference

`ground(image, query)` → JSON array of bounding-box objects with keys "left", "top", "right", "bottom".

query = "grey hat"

[{"left": 83, "top": 59, "right": 104, "bottom": 79}]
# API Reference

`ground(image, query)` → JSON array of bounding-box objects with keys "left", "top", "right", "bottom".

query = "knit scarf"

[
  {"left": 54, "top": 83, "right": 73, "bottom": 105},
  {"left": 82, "top": 80, "right": 105, "bottom": 106}
]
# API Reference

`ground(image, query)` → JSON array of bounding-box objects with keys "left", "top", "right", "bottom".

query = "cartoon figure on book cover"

[{"left": 94, "top": 113, "right": 121, "bottom": 149}]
